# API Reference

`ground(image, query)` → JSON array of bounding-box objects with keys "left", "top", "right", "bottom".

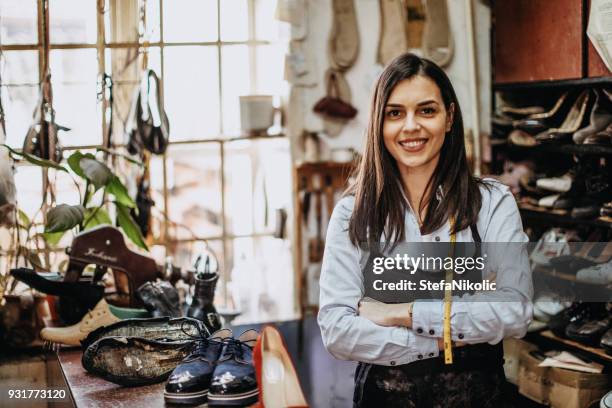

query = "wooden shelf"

[
  {"left": 519, "top": 205, "right": 612, "bottom": 229},
  {"left": 538, "top": 330, "right": 612, "bottom": 363},
  {"left": 494, "top": 76, "right": 612, "bottom": 91},
  {"left": 493, "top": 140, "right": 612, "bottom": 156}
]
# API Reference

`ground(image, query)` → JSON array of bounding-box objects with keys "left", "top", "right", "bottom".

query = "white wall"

[{"left": 293, "top": 0, "right": 491, "bottom": 157}]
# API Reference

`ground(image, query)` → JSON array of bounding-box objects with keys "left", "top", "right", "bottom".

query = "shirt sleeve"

[
  {"left": 317, "top": 197, "right": 439, "bottom": 366},
  {"left": 411, "top": 183, "right": 534, "bottom": 344}
]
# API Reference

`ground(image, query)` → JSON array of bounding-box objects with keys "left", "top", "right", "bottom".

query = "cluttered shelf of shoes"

[
  {"left": 6, "top": 227, "right": 307, "bottom": 407},
  {"left": 488, "top": 83, "right": 612, "bottom": 377}
]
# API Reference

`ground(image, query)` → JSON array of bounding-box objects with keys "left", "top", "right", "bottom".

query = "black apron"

[{"left": 354, "top": 225, "right": 506, "bottom": 408}]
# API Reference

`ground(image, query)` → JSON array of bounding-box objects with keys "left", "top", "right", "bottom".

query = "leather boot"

[
  {"left": 187, "top": 273, "right": 221, "bottom": 333},
  {"left": 40, "top": 298, "right": 120, "bottom": 346}
]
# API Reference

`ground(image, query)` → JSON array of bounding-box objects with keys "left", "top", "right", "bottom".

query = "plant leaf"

[
  {"left": 83, "top": 207, "right": 112, "bottom": 229},
  {"left": 45, "top": 204, "right": 85, "bottom": 233},
  {"left": 80, "top": 158, "right": 112, "bottom": 190},
  {"left": 42, "top": 231, "right": 66, "bottom": 246},
  {"left": 2, "top": 143, "right": 67, "bottom": 172},
  {"left": 115, "top": 201, "right": 148, "bottom": 250},
  {"left": 106, "top": 176, "right": 136, "bottom": 208},
  {"left": 17, "top": 209, "right": 30, "bottom": 228}
]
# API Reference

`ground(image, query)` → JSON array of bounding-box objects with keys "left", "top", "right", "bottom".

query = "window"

[{"left": 0, "top": 0, "right": 295, "bottom": 324}]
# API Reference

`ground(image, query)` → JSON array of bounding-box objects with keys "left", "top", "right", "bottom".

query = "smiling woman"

[{"left": 318, "top": 53, "right": 533, "bottom": 407}]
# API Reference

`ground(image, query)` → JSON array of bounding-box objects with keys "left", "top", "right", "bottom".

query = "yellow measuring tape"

[{"left": 444, "top": 217, "right": 457, "bottom": 364}]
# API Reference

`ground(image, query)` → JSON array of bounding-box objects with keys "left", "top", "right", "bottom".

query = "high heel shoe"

[
  {"left": 253, "top": 326, "right": 308, "bottom": 408},
  {"left": 535, "top": 90, "right": 592, "bottom": 143},
  {"left": 513, "top": 92, "right": 571, "bottom": 133}
]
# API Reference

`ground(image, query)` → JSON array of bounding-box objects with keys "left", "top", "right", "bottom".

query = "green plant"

[{"left": 2, "top": 145, "right": 147, "bottom": 251}]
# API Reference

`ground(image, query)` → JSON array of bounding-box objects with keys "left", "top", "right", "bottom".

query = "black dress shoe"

[
  {"left": 82, "top": 336, "right": 194, "bottom": 386},
  {"left": 548, "top": 302, "right": 606, "bottom": 339},
  {"left": 164, "top": 329, "right": 232, "bottom": 405},
  {"left": 137, "top": 280, "right": 182, "bottom": 318},
  {"left": 208, "top": 330, "right": 259, "bottom": 406},
  {"left": 10, "top": 267, "right": 104, "bottom": 310},
  {"left": 601, "top": 328, "right": 612, "bottom": 355},
  {"left": 565, "top": 316, "right": 611, "bottom": 346},
  {"left": 82, "top": 316, "right": 207, "bottom": 349}
]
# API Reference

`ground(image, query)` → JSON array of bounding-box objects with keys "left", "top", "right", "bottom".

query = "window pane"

[
  {"left": 228, "top": 236, "right": 295, "bottom": 324},
  {"left": 224, "top": 141, "right": 254, "bottom": 235},
  {"left": 2, "top": 85, "right": 39, "bottom": 148},
  {"left": 0, "top": 50, "right": 39, "bottom": 85},
  {"left": 164, "top": 46, "right": 220, "bottom": 140},
  {"left": 165, "top": 144, "right": 223, "bottom": 239},
  {"left": 221, "top": 45, "right": 250, "bottom": 136},
  {"left": 50, "top": 49, "right": 101, "bottom": 146},
  {"left": 224, "top": 138, "right": 291, "bottom": 236},
  {"left": 0, "top": 0, "right": 38, "bottom": 44},
  {"left": 50, "top": 0, "right": 97, "bottom": 44},
  {"left": 255, "top": 45, "right": 286, "bottom": 96},
  {"left": 220, "top": 0, "right": 248, "bottom": 42},
  {"left": 163, "top": 0, "right": 217, "bottom": 42},
  {"left": 255, "top": 0, "right": 280, "bottom": 41},
  {"left": 106, "top": 0, "right": 160, "bottom": 43},
  {"left": 14, "top": 165, "right": 43, "bottom": 221}
]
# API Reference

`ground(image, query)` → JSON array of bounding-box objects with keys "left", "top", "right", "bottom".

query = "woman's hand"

[{"left": 358, "top": 301, "right": 412, "bottom": 327}]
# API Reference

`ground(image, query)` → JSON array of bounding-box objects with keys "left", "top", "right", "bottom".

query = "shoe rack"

[{"left": 491, "top": 0, "right": 612, "bottom": 391}]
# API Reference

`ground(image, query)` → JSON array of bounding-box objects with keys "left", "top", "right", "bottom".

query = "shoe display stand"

[{"left": 492, "top": 2, "right": 612, "bottom": 406}]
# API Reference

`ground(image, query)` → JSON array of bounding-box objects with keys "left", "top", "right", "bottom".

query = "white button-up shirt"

[{"left": 317, "top": 179, "right": 533, "bottom": 366}]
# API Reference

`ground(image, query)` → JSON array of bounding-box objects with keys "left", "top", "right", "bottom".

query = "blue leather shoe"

[
  {"left": 208, "top": 329, "right": 259, "bottom": 406},
  {"left": 164, "top": 328, "right": 232, "bottom": 405}
]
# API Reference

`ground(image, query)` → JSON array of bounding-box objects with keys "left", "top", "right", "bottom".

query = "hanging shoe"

[
  {"left": 40, "top": 298, "right": 120, "bottom": 347},
  {"left": 377, "top": 0, "right": 409, "bottom": 66},
  {"left": 82, "top": 316, "right": 207, "bottom": 349},
  {"left": 253, "top": 325, "right": 309, "bottom": 408},
  {"left": 422, "top": 0, "right": 454, "bottom": 67},
  {"left": 208, "top": 330, "right": 260, "bottom": 406},
  {"left": 329, "top": 0, "right": 360, "bottom": 70},
  {"left": 573, "top": 89, "right": 612, "bottom": 144},
  {"left": 164, "top": 328, "right": 233, "bottom": 405},
  {"left": 535, "top": 90, "right": 592, "bottom": 143}
]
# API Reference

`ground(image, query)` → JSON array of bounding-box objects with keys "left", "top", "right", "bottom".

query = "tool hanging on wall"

[{"left": 22, "top": 0, "right": 68, "bottom": 163}]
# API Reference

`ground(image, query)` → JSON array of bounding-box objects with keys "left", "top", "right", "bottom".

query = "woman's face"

[{"left": 382, "top": 75, "right": 453, "bottom": 175}]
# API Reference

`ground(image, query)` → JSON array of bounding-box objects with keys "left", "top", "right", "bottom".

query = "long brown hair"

[{"left": 347, "top": 53, "right": 484, "bottom": 249}]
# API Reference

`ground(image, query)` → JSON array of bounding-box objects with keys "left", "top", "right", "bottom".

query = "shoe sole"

[
  {"left": 82, "top": 317, "right": 206, "bottom": 349},
  {"left": 82, "top": 337, "right": 193, "bottom": 386},
  {"left": 164, "top": 389, "right": 208, "bottom": 405},
  {"left": 207, "top": 388, "right": 259, "bottom": 406}
]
